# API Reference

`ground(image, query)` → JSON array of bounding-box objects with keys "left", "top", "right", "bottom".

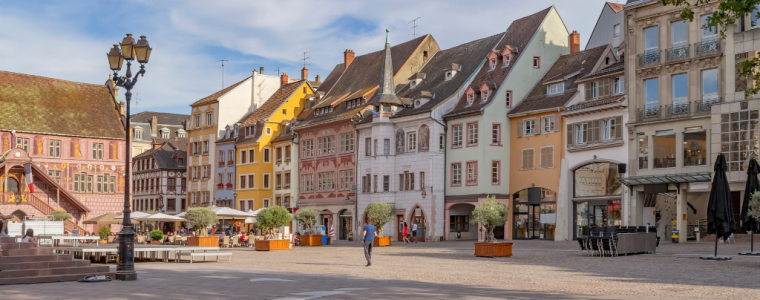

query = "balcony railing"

[
  {"left": 665, "top": 45, "right": 690, "bottom": 63},
  {"left": 634, "top": 97, "right": 722, "bottom": 123},
  {"left": 694, "top": 39, "right": 722, "bottom": 57},
  {"left": 637, "top": 50, "right": 661, "bottom": 69}
]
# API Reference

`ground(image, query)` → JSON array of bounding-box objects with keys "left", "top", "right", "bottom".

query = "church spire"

[{"left": 376, "top": 29, "right": 403, "bottom": 105}]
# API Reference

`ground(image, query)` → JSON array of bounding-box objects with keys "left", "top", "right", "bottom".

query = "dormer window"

[
  {"left": 489, "top": 58, "right": 497, "bottom": 70},
  {"left": 176, "top": 129, "right": 186, "bottom": 138},
  {"left": 410, "top": 80, "right": 417, "bottom": 88},
  {"left": 547, "top": 83, "right": 564, "bottom": 96},
  {"left": 445, "top": 72, "right": 453, "bottom": 81},
  {"left": 481, "top": 90, "right": 489, "bottom": 102},
  {"left": 467, "top": 93, "right": 474, "bottom": 105},
  {"left": 503, "top": 54, "right": 511, "bottom": 67}
]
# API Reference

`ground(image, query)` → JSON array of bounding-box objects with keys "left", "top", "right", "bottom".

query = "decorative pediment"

[
  {"left": 479, "top": 82, "right": 493, "bottom": 92},
  {"left": 465, "top": 86, "right": 476, "bottom": 95},
  {"left": 696, "top": 57, "right": 720, "bottom": 69},
  {"left": 636, "top": 66, "right": 661, "bottom": 79},
  {"left": 665, "top": 62, "right": 690, "bottom": 74},
  {"left": 501, "top": 45, "right": 516, "bottom": 56},
  {"left": 487, "top": 51, "right": 500, "bottom": 60}
]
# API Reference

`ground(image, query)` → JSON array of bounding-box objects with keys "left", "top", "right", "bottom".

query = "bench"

[{"left": 178, "top": 252, "right": 232, "bottom": 264}]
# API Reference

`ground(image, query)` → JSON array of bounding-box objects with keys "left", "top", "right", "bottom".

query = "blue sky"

[{"left": 0, "top": 0, "right": 617, "bottom": 116}]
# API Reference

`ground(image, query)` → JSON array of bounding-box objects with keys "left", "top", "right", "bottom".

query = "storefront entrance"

[
  {"left": 573, "top": 201, "right": 622, "bottom": 239},
  {"left": 513, "top": 188, "right": 556, "bottom": 240},
  {"left": 411, "top": 207, "right": 426, "bottom": 242},
  {"left": 339, "top": 210, "right": 352, "bottom": 240}
]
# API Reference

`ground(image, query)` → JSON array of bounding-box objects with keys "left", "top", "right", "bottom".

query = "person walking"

[
  {"left": 402, "top": 222, "right": 411, "bottom": 244},
  {"left": 362, "top": 222, "right": 376, "bottom": 267},
  {"left": 411, "top": 222, "right": 418, "bottom": 243}
]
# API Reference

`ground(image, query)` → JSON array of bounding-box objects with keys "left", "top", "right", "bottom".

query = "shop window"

[
  {"left": 638, "top": 135, "right": 649, "bottom": 169},
  {"left": 573, "top": 163, "right": 622, "bottom": 197},
  {"left": 450, "top": 215, "right": 470, "bottom": 232},
  {"left": 683, "top": 131, "right": 707, "bottom": 166},
  {"left": 653, "top": 131, "right": 676, "bottom": 168},
  {"left": 721, "top": 110, "right": 760, "bottom": 171}
]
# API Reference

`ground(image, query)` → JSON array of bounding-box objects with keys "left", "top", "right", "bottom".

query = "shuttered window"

[
  {"left": 522, "top": 149, "right": 535, "bottom": 170},
  {"left": 540, "top": 146, "right": 554, "bottom": 169},
  {"left": 569, "top": 116, "right": 625, "bottom": 148}
]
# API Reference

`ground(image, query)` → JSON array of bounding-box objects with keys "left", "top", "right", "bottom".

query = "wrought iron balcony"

[
  {"left": 665, "top": 45, "right": 690, "bottom": 63},
  {"left": 694, "top": 39, "right": 722, "bottom": 57},
  {"left": 637, "top": 50, "right": 661, "bottom": 69},
  {"left": 634, "top": 97, "right": 722, "bottom": 123}
]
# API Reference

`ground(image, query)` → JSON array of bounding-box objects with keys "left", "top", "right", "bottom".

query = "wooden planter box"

[
  {"left": 301, "top": 235, "right": 323, "bottom": 246},
  {"left": 255, "top": 239, "right": 290, "bottom": 251},
  {"left": 373, "top": 236, "right": 391, "bottom": 247},
  {"left": 98, "top": 240, "right": 107, "bottom": 244},
  {"left": 474, "top": 242, "right": 513, "bottom": 257},
  {"left": 150, "top": 241, "right": 162, "bottom": 245},
  {"left": 187, "top": 236, "right": 218, "bottom": 247}
]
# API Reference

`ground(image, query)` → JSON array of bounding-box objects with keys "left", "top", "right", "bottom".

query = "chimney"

[
  {"left": 316, "top": 74, "right": 321, "bottom": 83},
  {"left": 151, "top": 115, "right": 158, "bottom": 137},
  {"left": 344, "top": 49, "right": 355, "bottom": 72},
  {"left": 301, "top": 67, "right": 308, "bottom": 80},
  {"left": 281, "top": 73, "right": 288, "bottom": 86},
  {"left": 570, "top": 30, "right": 580, "bottom": 53},
  {"left": 260, "top": 66, "right": 264, "bottom": 74},
  {"left": 119, "top": 101, "right": 125, "bottom": 116}
]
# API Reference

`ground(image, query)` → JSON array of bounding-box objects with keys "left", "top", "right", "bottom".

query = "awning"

[{"left": 618, "top": 172, "right": 712, "bottom": 186}]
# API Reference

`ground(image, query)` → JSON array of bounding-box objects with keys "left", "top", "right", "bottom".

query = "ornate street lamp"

[{"left": 107, "top": 33, "right": 152, "bottom": 281}]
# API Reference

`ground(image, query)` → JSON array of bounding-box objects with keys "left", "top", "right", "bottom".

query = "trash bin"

[
  {"left": 322, "top": 235, "right": 328, "bottom": 245},
  {"left": 671, "top": 230, "right": 679, "bottom": 243}
]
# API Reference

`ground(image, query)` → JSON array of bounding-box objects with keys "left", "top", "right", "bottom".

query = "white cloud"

[{"left": 0, "top": 0, "right": 614, "bottom": 115}]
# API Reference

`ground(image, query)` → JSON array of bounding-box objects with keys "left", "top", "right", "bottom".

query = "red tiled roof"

[
  {"left": 444, "top": 7, "right": 552, "bottom": 120},
  {"left": 190, "top": 76, "right": 251, "bottom": 106},
  {"left": 608, "top": 2, "right": 624, "bottom": 12},
  {"left": 0, "top": 71, "right": 124, "bottom": 139}
]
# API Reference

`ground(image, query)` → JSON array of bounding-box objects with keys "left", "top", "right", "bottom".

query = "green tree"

[
  {"left": 255, "top": 206, "right": 292, "bottom": 239},
  {"left": 661, "top": 0, "right": 760, "bottom": 96},
  {"left": 149, "top": 229, "right": 164, "bottom": 242},
  {"left": 52, "top": 210, "right": 72, "bottom": 221},
  {"left": 98, "top": 226, "right": 111, "bottom": 240},
  {"left": 294, "top": 207, "right": 319, "bottom": 234},
  {"left": 365, "top": 202, "right": 395, "bottom": 237},
  {"left": 470, "top": 195, "right": 509, "bottom": 243},
  {"left": 750, "top": 191, "right": 760, "bottom": 221},
  {"left": 184, "top": 207, "right": 218, "bottom": 237}
]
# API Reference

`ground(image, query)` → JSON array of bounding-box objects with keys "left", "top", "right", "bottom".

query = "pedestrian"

[
  {"left": 403, "top": 222, "right": 410, "bottom": 244},
  {"left": 72, "top": 227, "right": 79, "bottom": 237},
  {"left": 411, "top": 222, "right": 417, "bottom": 243},
  {"left": 362, "top": 221, "right": 376, "bottom": 267},
  {"left": 211, "top": 226, "right": 217, "bottom": 235},
  {"left": 0, "top": 211, "right": 9, "bottom": 236}
]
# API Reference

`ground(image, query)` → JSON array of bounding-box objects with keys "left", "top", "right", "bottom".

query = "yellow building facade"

[{"left": 236, "top": 77, "right": 315, "bottom": 210}]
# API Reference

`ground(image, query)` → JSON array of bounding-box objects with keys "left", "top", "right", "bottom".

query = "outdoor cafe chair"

[
  {"left": 168, "top": 236, "right": 176, "bottom": 244},
  {"left": 107, "top": 236, "right": 115, "bottom": 243},
  {"left": 232, "top": 236, "right": 240, "bottom": 247},
  {"left": 137, "top": 235, "right": 146, "bottom": 244}
]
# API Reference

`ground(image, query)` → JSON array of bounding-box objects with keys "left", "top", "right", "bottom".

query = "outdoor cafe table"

[
  {"left": 54, "top": 245, "right": 220, "bottom": 263},
  {"left": 52, "top": 236, "right": 101, "bottom": 247}
]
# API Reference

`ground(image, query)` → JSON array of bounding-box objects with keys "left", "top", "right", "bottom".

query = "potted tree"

[
  {"left": 98, "top": 226, "right": 111, "bottom": 244},
  {"left": 149, "top": 230, "right": 164, "bottom": 245},
  {"left": 52, "top": 210, "right": 73, "bottom": 221},
  {"left": 254, "top": 206, "right": 292, "bottom": 251},
  {"left": 366, "top": 202, "right": 395, "bottom": 247},
  {"left": 471, "top": 195, "right": 512, "bottom": 257},
  {"left": 185, "top": 207, "right": 219, "bottom": 246},
  {"left": 294, "top": 207, "right": 321, "bottom": 246}
]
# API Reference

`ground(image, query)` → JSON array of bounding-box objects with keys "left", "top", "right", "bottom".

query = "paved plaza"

[{"left": 4, "top": 240, "right": 760, "bottom": 299}]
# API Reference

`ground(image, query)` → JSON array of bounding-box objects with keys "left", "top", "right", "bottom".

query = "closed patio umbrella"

[
  {"left": 701, "top": 153, "right": 735, "bottom": 260},
  {"left": 740, "top": 158, "right": 760, "bottom": 255}
]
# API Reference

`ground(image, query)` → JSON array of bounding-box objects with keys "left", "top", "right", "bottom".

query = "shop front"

[
  {"left": 572, "top": 162, "right": 623, "bottom": 239},
  {"left": 513, "top": 188, "right": 557, "bottom": 240}
]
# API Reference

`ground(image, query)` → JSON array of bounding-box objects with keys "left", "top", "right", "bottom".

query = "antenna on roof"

[
  {"left": 298, "top": 50, "right": 311, "bottom": 68},
  {"left": 216, "top": 60, "right": 229, "bottom": 89},
  {"left": 408, "top": 17, "right": 421, "bottom": 38},
  {"left": 275, "top": 67, "right": 282, "bottom": 77}
]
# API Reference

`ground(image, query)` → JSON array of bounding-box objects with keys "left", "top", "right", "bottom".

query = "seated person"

[{"left": 22, "top": 229, "right": 39, "bottom": 248}]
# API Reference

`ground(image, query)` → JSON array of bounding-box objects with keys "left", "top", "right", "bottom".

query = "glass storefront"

[
  {"left": 572, "top": 163, "right": 623, "bottom": 239},
  {"left": 574, "top": 200, "right": 622, "bottom": 238},
  {"left": 513, "top": 188, "right": 556, "bottom": 240}
]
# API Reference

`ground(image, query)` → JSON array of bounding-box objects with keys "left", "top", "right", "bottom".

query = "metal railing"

[
  {"left": 566, "top": 97, "right": 622, "bottom": 111},
  {"left": 637, "top": 50, "right": 661, "bottom": 69},
  {"left": 665, "top": 45, "right": 690, "bottom": 63},
  {"left": 634, "top": 97, "right": 722, "bottom": 123},
  {"left": 694, "top": 39, "right": 721, "bottom": 57}
]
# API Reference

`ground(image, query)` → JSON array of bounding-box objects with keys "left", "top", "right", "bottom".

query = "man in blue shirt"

[{"left": 362, "top": 222, "right": 376, "bottom": 267}]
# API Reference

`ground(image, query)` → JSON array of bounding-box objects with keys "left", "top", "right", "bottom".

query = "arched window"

[
  {"left": 5, "top": 177, "right": 19, "bottom": 192},
  {"left": 573, "top": 163, "right": 622, "bottom": 197},
  {"left": 418, "top": 125, "right": 430, "bottom": 152},
  {"left": 395, "top": 129, "right": 405, "bottom": 153}
]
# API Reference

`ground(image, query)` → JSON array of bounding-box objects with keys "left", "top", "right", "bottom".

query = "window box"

[
  {"left": 226, "top": 182, "right": 233, "bottom": 189},
  {"left": 216, "top": 183, "right": 224, "bottom": 189},
  {"left": 218, "top": 161, "right": 225, "bottom": 167},
  {"left": 227, "top": 161, "right": 234, "bottom": 166}
]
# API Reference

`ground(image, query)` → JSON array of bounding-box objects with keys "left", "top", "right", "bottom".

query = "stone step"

[
  {"left": 0, "top": 271, "right": 115, "bottom": 285},
  {"left": 0, "top": 242, "right": 36, "bottom": 250},
  {"left": 2, "top": 248, "right": 54, "bottom": 256},
  {"left": 0, "top": 259, "right": 92, "bottom": 270},
  {"left": 0, "top": 265, "right": 111, "bottom": 279},
  {"left": 0, "top": 254, "right": 72, "bottom": 263},
  {"left": 0, "top": 237, "right": 16, "bottom": 243}
]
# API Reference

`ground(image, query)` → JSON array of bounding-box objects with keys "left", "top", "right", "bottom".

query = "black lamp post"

[{"left": 107, "top": 33, "right": 152, "bottom": 281}]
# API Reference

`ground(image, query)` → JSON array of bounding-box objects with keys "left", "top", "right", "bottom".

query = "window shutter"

[
  {"left": 585, "top": 82, "right": 592, "bottom": 100},
  {"left": 550, "top": 115, "right": 556, "bottom": 132},
  {"left": 529, "top": 149, "right": 535, "bottom": 169},
  {"left": 615, "top": 116, "right": 623, "bottom": 140},
  {"left": 592, "top": 120, "right": 601, "bottom": 143},
  {"left": 547, "top": 147, "right": 554, "bottom": 168},
  {"left": 516, "top": 120, "right": 523, "bottom": 137},
  {"left": 566, "top": 124, "right": 574, "bottom": 147},
  {"left": 522, "top": 149, "right": 528, "bottom": 169}
]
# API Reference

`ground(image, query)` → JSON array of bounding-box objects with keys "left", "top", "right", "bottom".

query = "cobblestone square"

[{"left": 4, "top": 240, "right": 760, "bottom": 299}]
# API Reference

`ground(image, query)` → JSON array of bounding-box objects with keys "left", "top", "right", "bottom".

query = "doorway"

[
  {"left": 339, "top": 210, "right": 352, "bottom": 240},
  {"left": 512, "top": 188, "right": 557, "bottom": 240},
  {"left": 412, "top": 214, "right": 426, "bottom": 242},
  {"left": 397, "top": 215, "right": 405, "bottom": 242}
]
